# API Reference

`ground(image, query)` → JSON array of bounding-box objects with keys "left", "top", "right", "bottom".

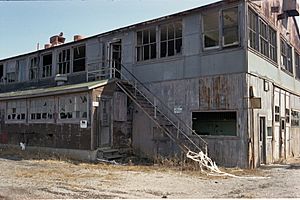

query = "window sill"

[
  {"left": 135, "top": 54, "right": 183, "bottom": 66},
  {"left": 281, "top": 67, "right": 294, "bottom": 77},
  {"left": 202, "top": 45, "right": 243, "bottom": 56},
  {"left": 195, "top": 135, "right": 240, "bottom": 140},
  {"left": 248, "top": 47, "right": 279, "bottom": 67}
]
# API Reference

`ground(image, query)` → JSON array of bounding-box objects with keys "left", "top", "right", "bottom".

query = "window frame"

[
  {"left": 136, "top": 27, "right": 157, "bottom": 62},
  {"left": 160, "top": 21, "right": 183, "bottom": 58},
  {"left": 192, "top": 110, "right": 238, "bottom": 137},
  {"left": 73, "top": 45, "right": 86, "bottom": 73},
  {"left": 280, "top": 38, "right": 293, "bottom": 75},
  {"left": 28, "top": 97, "right": 55, "bottom": 123},
  {"left": 259, "top": 19, "right": 269, "bottom": 57},
  {"left": 6, "top": 100, "right": 26, "bottom": 123},
  {"left": 248, "top": 8, "right": 259, "bottom": 50},
  {"left": 57, "top": 93, "right": 88, "bottom": 123},
  {"left": 269, "top": 26, "right": 277, "bottom": 63},
  {"left": 295, "top": 51, "right": 300, "bottom": 80},
  {"left": 29, "top": 56, "right": 39, "bottom": 80},
  {"left": 41, "top": 53, "right": 53, "bottom": 78},
  {"left": 57, "top": 48, "right": 71, "bottom": 74},
  {"left": 202, "top": 9, "right": 221, "bottom": 50},
  {"left": 222, "top": 7, "right": 240, "bottom": 47}
]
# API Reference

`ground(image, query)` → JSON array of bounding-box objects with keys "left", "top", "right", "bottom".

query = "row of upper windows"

[
  {"left": 248, "top": 8, "right": 300, "bottom": 79},
  {"left": 6, "top": 94, "right": 87, "bottom": 123},
  {"left": 135, "top": 6, "right": 240, "bottom": 62},
  {"left": 0, "top": 45, "right": 85, "bottom": 84}
]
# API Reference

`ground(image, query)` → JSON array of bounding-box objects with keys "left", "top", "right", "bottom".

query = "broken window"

[
  {"left": 269, "top": 27, "right": 277, "bottom": 62},
  {"left": 6, "top": 72, "right": 16, "bottom": 83},
  {"left": 6, "top": 100, "right": 26, "bottom": 121},
  {"left": 192, "top": 112, "right": 237, "bottom": 136},
  {"left": 160, "top": 21, "right": 182, "bottom": 57},
  {"left": 295, "top": 52, "right": 300, "bottom": 80},
  {"left": 222, "top": 7, "right": 239, "bottom": 46},
  {"left": 42, "top": 54, "right": 52, "bottom": 78},
  {"left": 29, "top": 57, "right": 38, "bottom": 80},
  {"left": 17, "top": 59, "right": 27, "bottom": 82},
  {"left": 73, "top": 45, "right": 86, "bottom": 72},
  {"left": 291, "top": 110, "right": 300, "bottom": 127},
  {"left": 248, "top": 9, "right": 258, "bottom": 50},
  {"left": 0, "top": 64, "right": 3, "bottom": 83},
  {"left": 29, "top": 97, "right": 54, "bottom": 121},
  {"left": 136, "top": 28, "right": 157, "bottom": 61},
  {"left": 259, "top": 19, "right": 269, "bottom": 57},
  {"left": 58, "top": 49, "right": 70, "bottom": 74},
  {"left": 281, "top": 39, "right": 293, "bottom": 74},
  {"left": 203, "top": 11, "right": 219, "bottom": 49},
  {"left": 59, "top": 94, "right": 87, "bottom": 120}
]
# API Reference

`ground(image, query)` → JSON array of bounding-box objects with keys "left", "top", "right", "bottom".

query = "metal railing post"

[
  {"left": 177, "top": 121, "right": 180, "bottom": 139},
  {"left": 134, "top": 80, "right": 137, "bottom": 97},
  {"left": 154, "top": 98, "right": 157, "bottom": 119}
]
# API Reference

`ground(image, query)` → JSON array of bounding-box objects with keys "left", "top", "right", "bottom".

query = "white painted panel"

[{"left": 273, "top": 126, "right": 280, "bottom": 161}]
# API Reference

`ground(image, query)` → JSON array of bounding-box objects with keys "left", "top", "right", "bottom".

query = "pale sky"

[{"left": 0, "top": 0, "right": 217, "bottom": 59}]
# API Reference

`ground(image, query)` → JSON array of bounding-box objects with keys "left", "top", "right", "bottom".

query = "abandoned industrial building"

[{"left": 0, "top": 0, "right": 300, "bottom": 168}]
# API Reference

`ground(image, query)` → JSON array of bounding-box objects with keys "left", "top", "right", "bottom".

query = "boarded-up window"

[
  {"left": 59, "top": 94, "right": 87, "bottom": 120},
  {"left": 160, "top": 22, "right": 182, "bottom": 57},
  {"left": 29, "top": 97, "right": 54, "bottom": 121},
  {"left": 73, "top": 45, "right": 86, "bottom": 72},
  {"left": 192, "top": 112, "right": 237, "bottom": 136},
  {"left": 42, "top": 54, "right": 52, "bottom": 78},
  {"left": 29, "top": 57, "right": 38, "bottom": 80},
  {"left": 58, "top": 49, "right": 70, "bottom": 74},
  {"left": 6, "top": 100, "right": 26, "bottom": 121},
  {"left": 136, "top": 28, "right": 157, "bottom": 61},
  {"left": 203, "top": 11, "right": 219, "bottom": 48}
]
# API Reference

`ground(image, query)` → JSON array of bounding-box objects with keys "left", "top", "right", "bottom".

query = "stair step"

[
  {"left": 104, "top": 154, "right": 124, "bottom": 160},
  {"left": 101, "top": 148, "right": 119, "bottom": 154}
]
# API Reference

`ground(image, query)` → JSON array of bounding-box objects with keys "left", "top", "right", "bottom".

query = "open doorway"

[{"left": 109, "top": 40, "right": 122, "bottom": 79}]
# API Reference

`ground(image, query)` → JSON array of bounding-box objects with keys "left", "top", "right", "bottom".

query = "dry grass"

[{"left": 0, "top": 146, "right": 268, "bottom": 179}]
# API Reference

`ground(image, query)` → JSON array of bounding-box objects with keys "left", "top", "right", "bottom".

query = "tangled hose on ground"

[{"left": 186, "top": 150, "right": 267, "bottom": 179}]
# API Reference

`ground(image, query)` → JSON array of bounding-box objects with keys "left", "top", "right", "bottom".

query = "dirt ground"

[{"left": 0, "top": 148, "right": 299, "bottom": 199}]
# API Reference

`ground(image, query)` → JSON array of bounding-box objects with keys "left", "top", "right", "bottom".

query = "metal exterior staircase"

[
  {"left": 86, "top": 59, "right": 208, "bottom": 157},
  {"left": 113, "top": 63, "right": 208, "bottom": 156}
]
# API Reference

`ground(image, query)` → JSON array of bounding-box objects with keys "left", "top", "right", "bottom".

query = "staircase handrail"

[{"left": 110, "top": 60, "right": 208, "bottom": 149}]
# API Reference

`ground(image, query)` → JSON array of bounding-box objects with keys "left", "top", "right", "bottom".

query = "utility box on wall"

[{"left": 283, "top": 0, "right": 299, "bottom": 16}]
